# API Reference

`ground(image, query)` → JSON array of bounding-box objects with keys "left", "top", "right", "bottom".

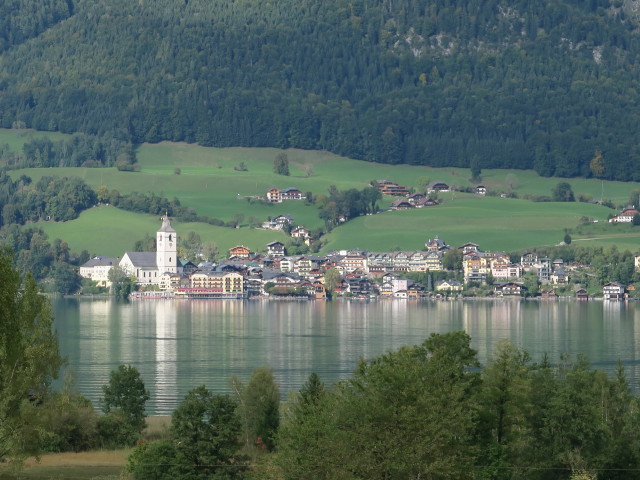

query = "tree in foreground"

[
  {"left": 277, "top": 332, "right": 480, "bottom": 479},
  {"left": 100, "top": 364, "right": 149, "bottom": 445},
  {"left": 0, "top": 247, "right": 64, "bottom": 463},
  {"left": 127, "top": 386, "right": 247, "bottom": 480},
  {"left": 232, "top": 366, "right": 280, "bottom": 451}
]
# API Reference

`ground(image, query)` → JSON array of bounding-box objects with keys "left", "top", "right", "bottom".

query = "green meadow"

[
  {"left": 35, "top": 206, "right": 289, "bottom": 258},
  {"left": 2, "top": 129, "right": 639, "bottom": 253},
  {"left": 0, "top": 127, "right": 70, "bottom": 152},
  {"left": 322, "top": 195, "right": 624, "bottom": 252}
]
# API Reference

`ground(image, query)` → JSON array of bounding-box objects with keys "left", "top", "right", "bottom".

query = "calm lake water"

[{"left": 52, "top": 297, "right": 640, "bottom": 415}]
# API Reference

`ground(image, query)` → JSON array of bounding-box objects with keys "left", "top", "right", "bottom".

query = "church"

[{"left": 119, "top": 214, "right": 183, "bottom": 285}]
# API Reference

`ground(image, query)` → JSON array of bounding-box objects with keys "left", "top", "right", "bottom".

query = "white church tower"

[{"left": 156, "top": 213, "right": 178, "bottom": 274}]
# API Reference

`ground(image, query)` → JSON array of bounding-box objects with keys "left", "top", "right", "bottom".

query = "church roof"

[
  {"left": 81, "top": 256, "right": 118, "bottom": 268},
  {"left": 123, "top": 252, "right": 157, "bottom": 268},
  {"left": 158, "top": 215, "right": 176, "bottom": 233}
]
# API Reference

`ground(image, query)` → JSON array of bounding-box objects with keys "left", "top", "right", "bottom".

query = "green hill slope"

[
  {"left": 1, "top": 1, "right": 640, "bottom": 180},
  {"left": 36, "top": 206, "right": 290, "bottom": 258}
]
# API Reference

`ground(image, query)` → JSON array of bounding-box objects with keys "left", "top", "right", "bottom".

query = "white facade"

[{"left": 156, "top": 214, "right": 178, "bottom": 273}]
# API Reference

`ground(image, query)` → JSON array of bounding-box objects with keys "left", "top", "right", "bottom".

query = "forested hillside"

[{"left": 2, "top": 0, "right": 640, "bottom": 180}]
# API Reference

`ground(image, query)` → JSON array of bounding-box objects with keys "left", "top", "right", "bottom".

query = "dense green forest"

[{"left": 1, "top": 0, "right": 640, "bottom": 180}]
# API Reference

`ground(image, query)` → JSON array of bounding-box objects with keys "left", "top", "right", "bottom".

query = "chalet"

[
  {"left": 266, "top": 188, "right": 303, "bottom": 203},
  {"left": 367, "top": 252, "right": 393, "bottom": 267},
  {"left": 380, "top": 273, "right": 409, "bottom": 295},
  {"left": 158, "top": 272, "right": 184, "bottom": 292},
  {"left": 228, "top": 245, "right": 251, "bottom": 259},
  {"left": 406, "top": 192, "right": 426, "bottom": 205},
  {"left": 435, "top": 280, "right": 463, "bottom": 292},
  {"left": 424, "top": 251, "right": 444, "bottom": 271},
  {"left": 346, "top": 278, "right": 374, "bottom": 296},
  {"left": 292, "top": 257, "right": 313, "bottom": 277},
  {"left": 390, "top": 199, "right": 413, "bottom": 210},
  {"left": 339, "top": 252, "right": 368, "bottom": 274},
  {"left": 407, "top": 284, "right": 424, "bottom": 299},
  {"left": 281, "top": 188, "right": 304, "bottom": 201},
  {"left": 266, "top": 241, "right": 285, "bottom": 257},
  {"left": 494, "top": 282, "right": 524, "bottom": 296},
  {"left": 475, "top": 184, "right": 487, "bottom": 196},
  {"left": 376, "top": 180, "right": 410, "bottom": 196},
  {"left": 425, "top": 236, "right": 447, "bottom": 251},
  {"left": 460, "top": 243, "right": 480, "bottom": 255},
  {"left": 291, "top": 226, "right": 312, "bottom": 239},
  {"left": 491, "top": 259, "right": 522, "bottom": 280},
  {"left": 408, "top": 251, "right": 428, "bottom": 271},
  {"left": 603, "top": 282, "right": 625, "bottom": 300},
  {"left": 427, "top": 181, "right": 450, "bottom": 193},
  {"left": 312, "top": 281, "right": 327, "bottom": 299},
  {"left": 576, "top": 288, "right": 589, "bottom": 300},
  {"left": 180, "top": 260, "right": 198, "bottom": 275},
  {"left": 550, "top": 268, "right": 569, "bottom": 285},
  {"left": 540, "top": 290, "right": 558, "bottom": 299},
  {"left": 79, "top": 256, "right": 119, "bottom": 286},
  {"left": 274, "top": 215, "right": 294, "bottom": 228},
  {"left": 609, "top": 207, "right": 640, "bottom": 223},
  {"left": 262, "top": 214, "right": 294, "bottom": 230},
  {"left": 391, "top": 251, "right": 410, "bottom": 271},
  {"left": 415, "top": 197, "right": 439, "bottom": 208},
  {"left": 463, "top": 254, "right": 489, "bottom": 283}
]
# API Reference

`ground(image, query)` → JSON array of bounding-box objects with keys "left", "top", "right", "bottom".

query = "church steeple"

[{"left": 156, "top": 214, "right": 178, "bottom": 273}]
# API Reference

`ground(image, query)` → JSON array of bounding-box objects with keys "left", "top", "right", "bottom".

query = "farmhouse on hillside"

[
  {"left": 267, "top": 188, "right": 304, "bottom": 203},
  {"left": 609, "top": 207, "right": 640, "bottom": 223}
]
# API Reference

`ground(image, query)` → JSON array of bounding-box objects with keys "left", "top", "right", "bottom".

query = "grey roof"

[
  {"left": 123, "top": 252, "right": 157, "bottom": 268},
  {"left": 81, "top": 256, "right": 118, "bottom": 268},
  {"left": 158, "top": 215, "right": 176, "bottom": 233}
]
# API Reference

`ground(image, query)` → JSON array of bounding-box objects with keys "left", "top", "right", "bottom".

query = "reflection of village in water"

[{"left": 55, "top": 298, "right": 640, "bottom": 414}]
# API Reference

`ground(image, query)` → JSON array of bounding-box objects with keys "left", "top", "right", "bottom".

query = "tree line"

[
  {"left": 1, "top": 1, "right": 640, "bottom": 180},
  {"left": 0, "top": 133, "right": 135, "bottom": 169}
]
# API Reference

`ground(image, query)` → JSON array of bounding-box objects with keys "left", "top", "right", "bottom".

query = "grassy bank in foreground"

[
  {"left": 0, "top": 450, "right": 128, "bottom": 480},
  {"left": 0, "top": 417, "right": 171, "bottom": 480}
]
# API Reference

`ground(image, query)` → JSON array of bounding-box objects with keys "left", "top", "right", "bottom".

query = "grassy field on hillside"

[
  {"left": 0, "top": 128, "right": 70, "bottom": 153},
  {"left": 323, "top": 195, "right": 624, "bottom": 252},
  {"left": 2, "top": 129, "right": 640, "bottom": 253},
  {"left": 37, "top": 207, "right": 289, "bottom": 257}
]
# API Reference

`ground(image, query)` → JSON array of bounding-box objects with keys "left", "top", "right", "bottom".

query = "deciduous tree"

[
  {"left": 232, "top": 367, "right": 280, "bottom": 451},
  {"left": 0, "top": 247, "right": 64, "bottom": 462}
]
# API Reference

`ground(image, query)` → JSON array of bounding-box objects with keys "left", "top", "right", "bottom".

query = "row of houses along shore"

[{"left": 79, "top": 215, "right": 636, "bottom": 301}]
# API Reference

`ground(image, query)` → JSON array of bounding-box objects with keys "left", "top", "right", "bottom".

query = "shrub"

[{"left": 40, "top": 393, "right": 98, "bottom": 452}]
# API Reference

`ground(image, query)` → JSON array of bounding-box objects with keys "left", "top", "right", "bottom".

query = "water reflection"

[{"left": 53, "top": 298, "right": 640, "bottom": 415}]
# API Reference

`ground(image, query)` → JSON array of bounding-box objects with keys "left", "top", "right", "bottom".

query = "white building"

[{"left": 79, "top": 256, "right": 119, "bottom": 286}]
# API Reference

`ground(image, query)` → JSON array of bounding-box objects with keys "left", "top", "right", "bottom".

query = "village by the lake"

[{"left": 79, "top": 180, "right": 640, "bottom": 302}]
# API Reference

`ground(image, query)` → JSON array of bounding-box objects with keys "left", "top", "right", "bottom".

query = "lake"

[{"left": 52, "top": 297, "right": 640, "bottom": 415}]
